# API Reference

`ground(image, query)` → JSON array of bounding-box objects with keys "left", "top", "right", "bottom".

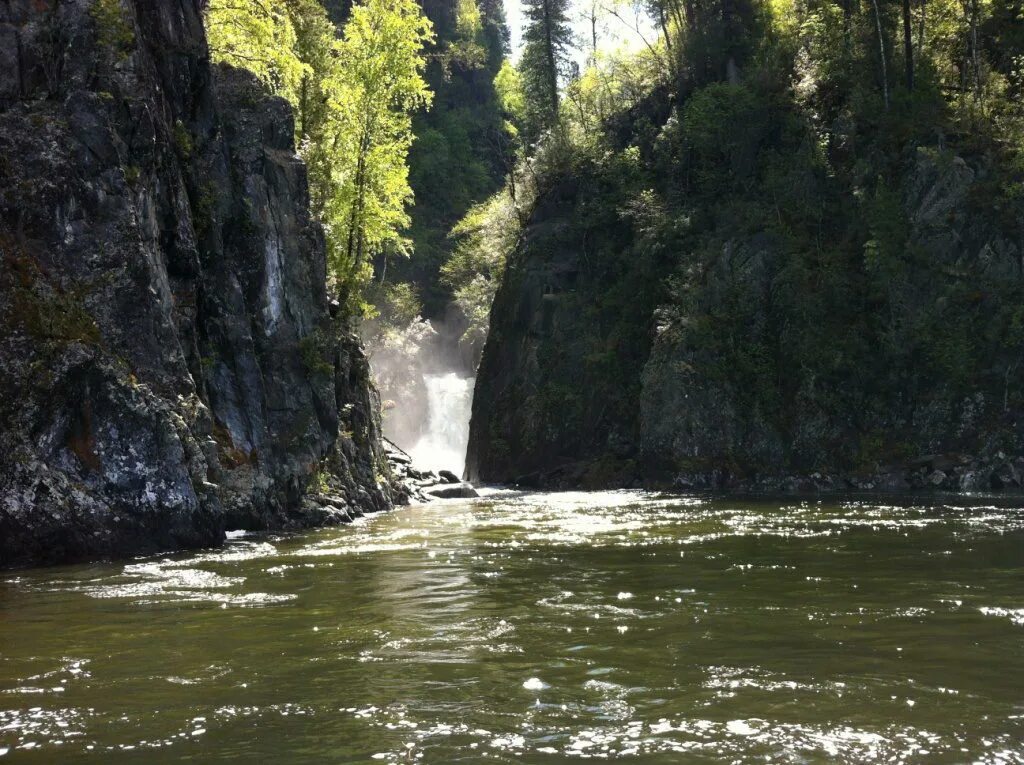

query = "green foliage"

[
  {"left": 441, "top": 187, "right": 521, "bottom": 351},
  {"left": 496, "top": 0, "right": 1024, "bottom": 472},
  {"left": 519, "top": 0, "right": 575, "bottom": 144},
  {"left": 358, "top": 281, "right": 428, "bottom": 361},
  {"left": 563, "top": 46, "right": 667, "bottom": 147},
  {"left": 384, "top": 0, "right": 512, "bottom": 318},
  {"left": 206, "top": 0, "right": 309, "bottom": 103},
  {"left": 172, "top": 120, "right": 194, "bottom": 159},
  {"left": 299, "top": 330, "right": 335, "bottom": 376},
  {"left": 494, "top": 60, "right": 525, "bottom": 126},
  {"left": 205, "top": 0, "right": 433, "bottom": 313},
  {"left": 90, "top": 0, "right": 135, "bottom": 59},
  {"left": 192, "top": 181, "right": 219, "bottom": 238},
  {"left": 366, "top": 281, "right": 422, "bottom": 328},
  {"left": 449, "top": 0, "right": 487, "bottom": 67},
  {"left": 321, "top": 0, "right": 434, "bottom": 294}
]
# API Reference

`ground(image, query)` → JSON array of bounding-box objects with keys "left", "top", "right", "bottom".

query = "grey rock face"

[
  {"left": 469, "top": 143, "right": 1022, "bottom": 491},
  {"left": 423, "top": 482, "right": 479, "bottom": 500},
  {"left": 0, "top": 0, "right": 394, "bottom": 566},
  {"left": 638, "top": 148, "right": 1022, "bottom": 490},
  {"left": 466, "top": 175, "right": 658, "bottom": 488}
]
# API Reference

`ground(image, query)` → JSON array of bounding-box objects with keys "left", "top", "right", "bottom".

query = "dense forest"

[{"left": 468, "top": 0, "right": 1024, "bottom": 491}]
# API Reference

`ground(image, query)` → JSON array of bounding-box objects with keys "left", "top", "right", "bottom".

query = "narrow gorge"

[{"left": 1, "top": 0, "right": 1024, "bottom": 762}]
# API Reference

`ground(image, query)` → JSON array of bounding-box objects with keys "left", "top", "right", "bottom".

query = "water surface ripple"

[{"left": 2, "top": 491, "right": 1023, "bottom": 762}]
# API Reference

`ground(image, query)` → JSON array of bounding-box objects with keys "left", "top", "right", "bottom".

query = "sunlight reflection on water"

[{"left": 1, "top": 491, "right": 1023, "bottom": 762}]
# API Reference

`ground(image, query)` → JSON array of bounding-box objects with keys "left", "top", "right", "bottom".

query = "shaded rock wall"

[
  {"left": 466, "top": 172, "right": 665, "bottom": 488},
  {"left": 639, "top": 149, "right": 1024, "bottom": 491},
  {"left": 0, "top": 0, "right": 394, "bottom": 566},
  {"left": 468, "top": 140, "right": 1024, "bottom": 491}
]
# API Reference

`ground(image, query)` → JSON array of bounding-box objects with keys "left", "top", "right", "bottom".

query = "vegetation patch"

[{"left": 90, "top": 0, "right": 135, "bottom": 60}]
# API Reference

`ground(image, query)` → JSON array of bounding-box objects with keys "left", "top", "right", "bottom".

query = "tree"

[
  {"left": 326, "top": 0, "right": 434, "bottom": 290},
  {"left": 903, "top": 0, "right": 916, "bottom": 89},
  {"left": 519, "top": 0, "right": 574, "bottom": 142},
  {"left": 205, "top": 0, "right": 309, "bottom": 104},
  {"left": 382, "top": 0, "right": 513, "bottom": 318},
  {"left": 206, "top": 0, "right": 434, "bottom": 310}
]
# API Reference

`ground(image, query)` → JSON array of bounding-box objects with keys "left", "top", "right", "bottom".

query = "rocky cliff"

[
  {"left": 0, "top": 0, "right": 396, "bottom": 567},
  {"left": 468, "top": 88, "right": 1024, "bottom": 492},
  {"left": 465, "top": 170, "right": 665, "bottom": 488},
  {"left": 639, "top": 149, "right": 1024, "bottom": 492}
]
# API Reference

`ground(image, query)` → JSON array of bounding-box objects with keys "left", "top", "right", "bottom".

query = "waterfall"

[{"left": 408, "top": 373, "right": 475, "bottom": 476}]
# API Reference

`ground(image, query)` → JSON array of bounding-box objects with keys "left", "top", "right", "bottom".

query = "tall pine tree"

[{"left": 519, "top": 0, "right": 574, "bottom": 143}]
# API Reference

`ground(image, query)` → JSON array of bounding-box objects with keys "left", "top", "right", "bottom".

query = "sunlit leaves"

[
  {"left": 205, "top": 0, "right": 433, "bottom": 312},
  {"left": 206, "top": 0, "right": 309, "bottom": 103}
]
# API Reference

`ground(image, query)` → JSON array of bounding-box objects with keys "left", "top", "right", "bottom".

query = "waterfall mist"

[
  {"left": 408, "top": 373, "right": 475, "bottom": 474},
  {"left": 364, "top": 316, "right": 477, "bottom": 477}
]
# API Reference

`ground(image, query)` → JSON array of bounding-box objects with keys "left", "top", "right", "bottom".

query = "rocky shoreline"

[
  {"left": 383, "top": 440, "right": 479, "bottom": 503},
  {"left": 669, "top": 453, "right": 1024, "bottom": 494},
  {"left": 497, "top": 451, "right": 1024, "bottom": 495}
]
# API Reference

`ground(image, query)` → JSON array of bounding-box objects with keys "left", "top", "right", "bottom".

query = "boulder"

[
  {"left": 423, "top": 482, "right": 479, "bottom": 499},
  {"left": 991, "top": 462, "right": 1021, "bottom": 489}
]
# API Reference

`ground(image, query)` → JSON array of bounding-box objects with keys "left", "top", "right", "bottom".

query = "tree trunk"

[
  {"left": 871, "top": 0, "right": 890, "bottom": 110},
  {"left": 903, "top": 0, "right": 914, "bottom": 90},
  {"left": 843, "top": 0, "right": 853, "bottom": 58},
  {"left": 917, "top": 0, "right": 927, "bottom": 59},
  {"left": 589, "top": 2, "right": 597, "bottom": 66},
  {"left": 299, "top": 74, "right": 309, "bottom": 137},
  {"left": 970, "top": 0, "right": 981, "bottom": 102},
  {"left": 346, "top": 132, "right": 371, "bottom": 274},
  {"left": 682, "top": 0, "right": 696, "bottom": 32},
  {"left": 542, "top": 0, "right": 559, "bottom": 123},
  {"left": 657, "top": 3, "right": 672, "bottom": 57}
]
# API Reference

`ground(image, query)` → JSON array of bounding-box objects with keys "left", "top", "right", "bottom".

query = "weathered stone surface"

[
  {"left": 423, "top": 482, "right": 479, "bottom": 499},
  {"left": 468, "top": 130, "right": 1023, "bottom": 492},
  {"left": 637, "top": 149, "right": 1023, "bottom": 491},
  {"left": 438, "top": 469, "right": 460, "bottom": 484},
  {"left": 382, "top": 439, "right": 479, "bottom": 502},
  {"left": 0, "top": 0, "right": 395, "bottom": 566},
  {"left": 465, "top": 173, "right": 658, "bottom": 487}
]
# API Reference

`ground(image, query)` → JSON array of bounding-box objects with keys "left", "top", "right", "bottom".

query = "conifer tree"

[{"left": 519, "top": 0, "right": 574, "bottom": 142}]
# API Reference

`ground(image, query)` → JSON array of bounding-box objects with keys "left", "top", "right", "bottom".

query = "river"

[{"left": 1, "top": 491, "right": 1023, "bottom": 763}]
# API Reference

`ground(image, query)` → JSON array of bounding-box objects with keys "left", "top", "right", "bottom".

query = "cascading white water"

[{"left": 408, "top": 373, "right": 475, "bottom": 476}]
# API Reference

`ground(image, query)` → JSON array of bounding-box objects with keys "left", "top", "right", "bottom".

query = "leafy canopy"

[{"left": 205, "top": 0, "right": 433, "bottom": 312}]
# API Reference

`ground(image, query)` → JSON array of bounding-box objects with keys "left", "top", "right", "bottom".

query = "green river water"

[{"left": 1, "top": 490, "right": 1023, "bottom": 763}]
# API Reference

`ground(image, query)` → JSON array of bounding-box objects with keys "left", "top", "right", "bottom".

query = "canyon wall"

[
  {"left": 468, "top": 88, "right": 1024, "bottom": 492},
  {"left": 0, "top": 0, "right": 395, "bottom": 566}
]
